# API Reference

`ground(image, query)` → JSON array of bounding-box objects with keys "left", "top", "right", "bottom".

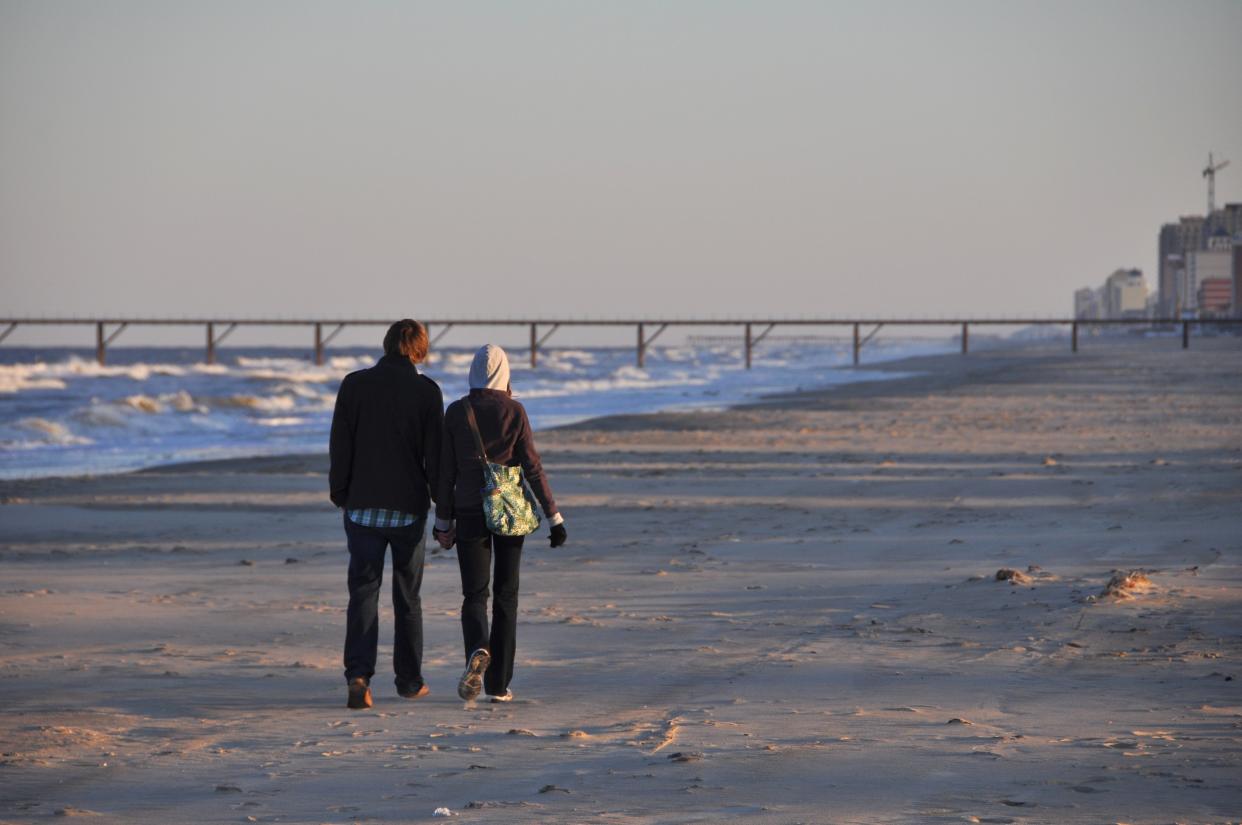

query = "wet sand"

[{"left": 2, "top": 337, "right": 1240, "bottom": 823}]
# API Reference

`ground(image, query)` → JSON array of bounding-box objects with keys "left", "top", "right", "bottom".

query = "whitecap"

[
  {"left": 15, "top": 417, "right": 93, "bottom": 445},
  {"left": 273, "top": 383, "right": 324, "bottom": 400},
  {"left": 216, "top": 394, "right": 298, "bottom": 412},
  {"left": 169, "top": 390, "right": 200, "bottom": 413},
  {"left": 124, "top": 394, "right": 164, "bottom": 414},
  {"left": 329, "top": 355, "right": 371, "bottom": 370},
  {"left": 0, "top": 366, "right": 68, "bottom": 393},
  {"left": 256, "top": 416, "right": 306, "bottom": 427}
]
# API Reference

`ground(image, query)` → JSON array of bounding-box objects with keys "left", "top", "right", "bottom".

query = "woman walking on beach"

[{"left": 434, "top": 344, "right": 567, "bottom": 702}]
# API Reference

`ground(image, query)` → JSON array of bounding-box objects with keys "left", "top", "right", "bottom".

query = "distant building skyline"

[{"left": 1154, "top": 203, "right": 1240, "bottom": 318}]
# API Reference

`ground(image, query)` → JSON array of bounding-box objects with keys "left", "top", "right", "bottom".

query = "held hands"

[
  {"left": 549, "top": 523, "right": 567, "bottom": 548},
  {"left": 433, "top": 527, "right": 455, "bottom": 550}
]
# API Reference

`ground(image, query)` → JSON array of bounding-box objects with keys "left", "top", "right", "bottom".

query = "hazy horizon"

[{"left": 3, "top": 0, "right": 1241, "bottom": 345}]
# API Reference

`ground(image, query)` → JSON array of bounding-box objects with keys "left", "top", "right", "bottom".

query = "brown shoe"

[
  {"left": 347, "top": 677, "right": 372, "bottom": 709},
  {"left": 398, "top": 683, "right": 430, "bottom": 700}
]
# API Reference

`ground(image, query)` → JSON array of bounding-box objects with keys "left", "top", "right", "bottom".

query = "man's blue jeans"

[{"left": 342, "top": 513, "right": 427, "bottom": 692}]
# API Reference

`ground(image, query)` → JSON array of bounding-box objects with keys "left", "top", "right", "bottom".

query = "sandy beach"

[{"left": 2, "top": 337, "right": 1240, "bottom": 824}]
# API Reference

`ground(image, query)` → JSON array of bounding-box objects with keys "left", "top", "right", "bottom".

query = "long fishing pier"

[{"left": 0, "top": 317, "right": 1236, "bottom": 367}]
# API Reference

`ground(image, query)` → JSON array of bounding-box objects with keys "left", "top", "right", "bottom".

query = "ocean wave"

[
  {"left": 242, "top": 369, "right": 339, "bottom": 384},
  {"left": 256, "top": 416, "right": 307, "bottom": 427},
  {"left": 0, "top": 370, "right": 68, "bottom": 393},
  {"left": 169, "top": 390, "right": 201, "bottom": 412},
  {"left": 216, "top": 394, "right": 298, "bottom": 412},
  {"left": 328, "top": 355, "right": 373, "bottom": 370},
  {"left": 0, "top": 356, "right": 350, "bottom": 396},
  {"left": 428, "top": 351, "right": 477, "bottom": 372},
  {"left": 60, "top": 358, "right": 157, "bottom": 381},
  {"left": 272, "top": 382, "right": 329, "bottom": 400},
  {"left": 73, "top": 405, "right": 130, "bottom": 428},
  {"left": 0, "top": 356, "right": 166, "bottom": 386},
  {"left": 234, "top": 356, "right": 346, "bottom": 384},
  {"left": 118, "top": 391, "right": 205, "bottom": 414},
  {"left": 14, "top": 417, "right": 93, "bottom": 446},
  {"left": 124, "top": 394, "right": 164, "bottom": 414}
]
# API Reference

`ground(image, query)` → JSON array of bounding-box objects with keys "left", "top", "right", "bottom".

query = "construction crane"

[{"left": 1203, "top": 151, "right": 1229, "bottom": 214}]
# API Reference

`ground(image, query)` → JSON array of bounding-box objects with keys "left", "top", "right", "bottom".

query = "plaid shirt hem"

[{"left": 348, "top": 508, "right": 417, "bottom": 528}]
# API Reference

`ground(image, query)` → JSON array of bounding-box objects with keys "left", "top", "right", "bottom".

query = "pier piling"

[
  {"left": 205, "top": 322, "right": 238, "bottom": 365},
  {"left": 94, "top": 322, "right": 128, "bottom": 365},
  {"left": 635, "top": 323, "right": 668, "bottom": 367}
]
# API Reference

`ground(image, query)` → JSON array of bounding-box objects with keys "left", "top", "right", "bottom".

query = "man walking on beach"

[{"left": 329, "top": 319, "right": 443, "bottom": 709}]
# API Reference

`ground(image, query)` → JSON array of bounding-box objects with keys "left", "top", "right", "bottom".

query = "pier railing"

[{"left": 0, "top": 317, "right": 1237, "bottom": 367}]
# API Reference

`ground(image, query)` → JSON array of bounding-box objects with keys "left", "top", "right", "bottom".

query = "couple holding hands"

[{"left": 329, "top": 319, "right": 566, "bottom": 710}]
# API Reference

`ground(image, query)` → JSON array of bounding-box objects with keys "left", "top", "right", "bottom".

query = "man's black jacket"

[{"left": 329, "top": 354, "right": 443, "bottom": 514}]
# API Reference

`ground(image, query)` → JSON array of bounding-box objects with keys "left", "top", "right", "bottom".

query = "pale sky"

[{"left": 2, "top": 1, "right": 1241, "bottom": 343}]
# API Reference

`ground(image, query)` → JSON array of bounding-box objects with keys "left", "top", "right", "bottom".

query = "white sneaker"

[
  {"left": 487, "top": 689, "right": 514, "bottom": 703},
  {"left": 457, "top": 649, "right": 490, "bottom": 701}
]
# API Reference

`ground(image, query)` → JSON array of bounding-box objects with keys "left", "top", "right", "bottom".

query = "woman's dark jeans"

[
  {"left": 343, "top": 514, "right": 427, "bottom": 693},
  {"left": 456, "top": 519, "right": 524, "bottom": 696}
]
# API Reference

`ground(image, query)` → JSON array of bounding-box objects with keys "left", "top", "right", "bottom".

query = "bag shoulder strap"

[{"left": 462, "top": 398, "right": 490, "bottom": 465}]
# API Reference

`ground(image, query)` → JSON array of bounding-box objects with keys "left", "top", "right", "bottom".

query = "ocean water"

[{"left": 0, "top": 339, "right": 955, "bottom": 479}]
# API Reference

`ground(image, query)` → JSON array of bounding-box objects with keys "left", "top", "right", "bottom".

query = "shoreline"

[{"left": 1, "top": 335, "right": 1054, "bottom": 487}]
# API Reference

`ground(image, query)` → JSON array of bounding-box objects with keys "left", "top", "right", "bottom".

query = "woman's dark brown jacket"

[{"left": 436, "top": 388, "right": 557, "bottom": 529}]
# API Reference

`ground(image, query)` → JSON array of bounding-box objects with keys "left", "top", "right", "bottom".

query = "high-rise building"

[
  {"left": 1223, "top": 203, "right": 1242, "bottom": 235},
  {"left": 1234, "top": 234, "right": 1242, "bottom": 318},
  {"left": 1183, "top": 229, "right": 1234, "bottom": 313},
  {"left": 1101, "top": 269, "right": 1148, "bottom": 319},
  {"left": 1157, "top": 206, "right": 1241, "bottom": 316},
  {"left": 1158, "top": 216, "right": 1205, "bottom": 315},
  {"left": 1074, "top": 287, "right": 1101, "bottom": 320},
  {"left": 1075, "top": 269, "right": 1148, "bottom": 320}
]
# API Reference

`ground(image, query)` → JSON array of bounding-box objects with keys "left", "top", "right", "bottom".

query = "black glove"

[{"left": 549, "top": 523, "right": 567, "bottom": 548}]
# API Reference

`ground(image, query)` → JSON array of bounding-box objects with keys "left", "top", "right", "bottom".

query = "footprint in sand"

[
  {"left": 667, "top": 751, "right": 703, "bottom": 763},
  {"left": 995, "top": 568, "right": 1030, "bottom": 585}
]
